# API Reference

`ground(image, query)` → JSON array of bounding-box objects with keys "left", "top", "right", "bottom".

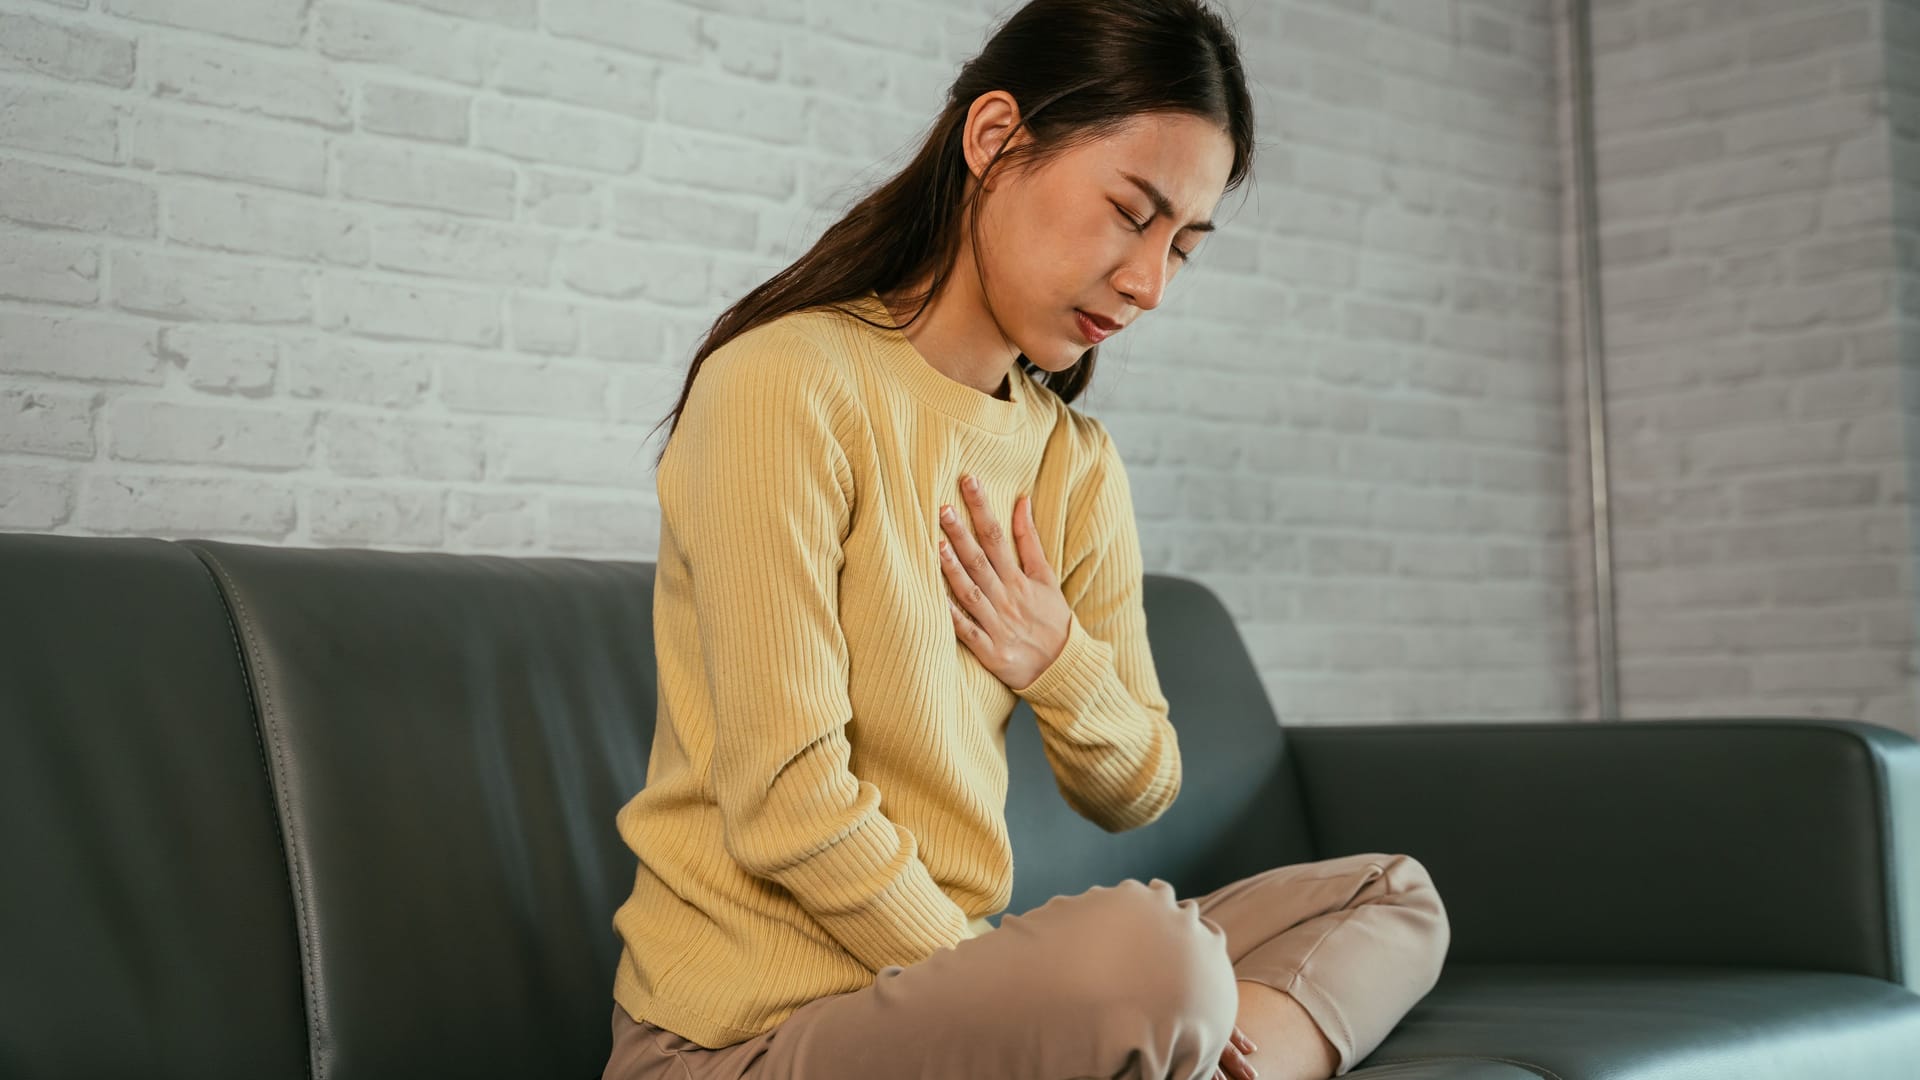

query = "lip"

[{"left": 1074, "top": 309, "right": 1120, "bottom": 344}]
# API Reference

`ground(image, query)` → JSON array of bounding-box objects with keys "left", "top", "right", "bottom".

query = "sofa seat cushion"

[
  {"left": 1347, "top": 1063, "right": 1541, "bottom": 1079},
  {"left": 1352, "top": 962, "right": 1920, "bottom": 1079}
]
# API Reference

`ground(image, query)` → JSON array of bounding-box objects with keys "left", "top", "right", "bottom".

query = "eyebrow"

[{"left": 1118, "top": 171, "right": 1217, "bottom": 233}]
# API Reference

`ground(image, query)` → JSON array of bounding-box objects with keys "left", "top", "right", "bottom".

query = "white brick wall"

[
  {"left": 1890, "top": 0, "right": 1920, "bottom": 728},
  {"left": 1116, "top": 1, "right": 1576, "bottom": 723},
  {"left": 1589, "top": 0, "right": 1918, "bottom": 735},
  {"left": 0, "top": 0, "right": 1576, "bottom": 725}
]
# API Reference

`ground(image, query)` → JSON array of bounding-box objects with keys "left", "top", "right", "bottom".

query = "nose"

[{"left": 1113, "top": 250, "right": 1168, "bottom": 313}]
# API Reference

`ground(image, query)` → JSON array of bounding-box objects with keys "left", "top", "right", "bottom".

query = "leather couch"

[{"left": 4, "top": 531, "right": 1918, "bottom": 1079}]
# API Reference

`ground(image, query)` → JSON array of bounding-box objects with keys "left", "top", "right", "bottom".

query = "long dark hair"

[{"left": 646, "top": 0, "right": 1257, "bottom": 468}]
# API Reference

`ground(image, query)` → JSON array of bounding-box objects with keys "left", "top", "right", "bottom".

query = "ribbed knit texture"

[{"left": 609, "top": 290, "right": 1179, "bottom": 1049}]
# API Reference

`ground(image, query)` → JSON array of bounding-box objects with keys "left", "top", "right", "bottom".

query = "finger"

[
  {"left": 939, "top": 498, "right": 1011, "bottom": 617},
  {"left": 1012, "top": 494, "right": 1054, "bottom": 584},
  {"left": 1220, "top": 1046, "right": 1253, "bottom": 1080},
  {"left": 956, "top": 475, "right": 1020, "bottom": 583},
  {"left": 947, "top": 596, "right": 987, "bottom": 649},
  {"left": 1231, "top": 1025, "right": 1257, "bottom": 1054},
  {"left": 938, "top": 535, "right": 1004, "bottom": 639}
]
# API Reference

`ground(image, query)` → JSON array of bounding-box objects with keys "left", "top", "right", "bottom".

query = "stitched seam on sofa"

[
  {"left": 1869, "top": 730, "right": 1903, "bottom": 986},
  {"left": 1366, "top": 1054, "right": 1565, "bottom": 1080},
  {"left": 191, "top": 545, "right": 323, "bottom": 1080}
]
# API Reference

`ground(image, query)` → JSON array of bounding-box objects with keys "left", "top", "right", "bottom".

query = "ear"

[{"left": 962, "top": 90, "right": 1024, "bottom": 191}]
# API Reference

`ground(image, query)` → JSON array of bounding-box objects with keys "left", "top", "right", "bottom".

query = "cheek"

[
  {"left": 979, "top": 209, "right": 1068, "bottom": 305},
  {"left": 980, "top": 197, "right": 1108, "bottom": 328},
  {"left": 1029, "top": 207, "right": 1113, "bottom": 284},
  {"left": 976, "top": 198, "right": 1044, "bottom": 278}
]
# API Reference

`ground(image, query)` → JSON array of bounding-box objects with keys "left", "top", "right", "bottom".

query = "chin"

[{"left": 1025, "top": 338, "right": 1093, "bottom": 373}]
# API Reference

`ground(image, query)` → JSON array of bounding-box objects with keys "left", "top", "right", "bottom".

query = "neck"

[{"left": 878, "top": 259, "right": 1021, "bottom": 400}]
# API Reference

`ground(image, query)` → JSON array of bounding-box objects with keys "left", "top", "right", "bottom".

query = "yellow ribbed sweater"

[{"left": 609, "top": 289, "right": 1179, "bottom": 1049}]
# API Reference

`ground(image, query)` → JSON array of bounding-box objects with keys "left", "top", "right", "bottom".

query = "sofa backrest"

[
  {"left": 183, "top": 538, "right": 659, "bottom": 1080},
  {"left": 0, "top": 535, "right": 310, "bottom": 1080},
  {"left": 1, "top": 533, "right": 1313, "bottom": 1080},
  {"left": 1004, "top": 573, "right": 1315, "bottom": 913}
]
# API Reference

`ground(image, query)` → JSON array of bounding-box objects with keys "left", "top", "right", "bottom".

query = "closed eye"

[{"left": 1114, "top": 205, "right": 1193, "bottom": 262}]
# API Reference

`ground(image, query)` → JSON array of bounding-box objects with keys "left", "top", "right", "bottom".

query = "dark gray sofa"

[{"left": 3, "top": 531, "right": 1917, "bottom": 1079}]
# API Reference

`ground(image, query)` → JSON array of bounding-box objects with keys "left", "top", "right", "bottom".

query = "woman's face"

[{"left": 964, "top": 96, "right": 1235, "bottom": 373}]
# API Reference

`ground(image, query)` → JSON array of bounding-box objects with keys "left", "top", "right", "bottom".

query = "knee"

[
  {"left": 1049, "top": 879, "right": 1239, "bottom": 1027},
  {"left": 1372, "top": 852, "right": 1452, "bottom": 969},
  {"left": 1377, "top": 853, "right": 1446, "bottom": 919}
]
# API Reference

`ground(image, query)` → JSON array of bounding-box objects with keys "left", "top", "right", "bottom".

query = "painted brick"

[{"left": 9, "top": 0, "right": 1906, "bottom": 729}]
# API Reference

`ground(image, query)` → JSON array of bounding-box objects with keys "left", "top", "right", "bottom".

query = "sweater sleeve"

[
  {"left": 664, "top": 328, "right": 972, "bottom": 972},
  {"left": 1011, "top": 423, "right": 1181, "bottom": 833}
]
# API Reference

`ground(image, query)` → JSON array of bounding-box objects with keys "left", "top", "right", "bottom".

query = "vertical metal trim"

[{"left": 1570, "top": 0, "right": 1621, "bottom": 720}]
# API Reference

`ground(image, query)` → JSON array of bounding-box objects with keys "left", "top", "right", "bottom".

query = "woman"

[{"left": 602, "top": 2, "right": 1451, "bottom": 1077}]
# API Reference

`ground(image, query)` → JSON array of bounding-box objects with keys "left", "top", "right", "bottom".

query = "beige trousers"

[{"left": 602, "top": 852, "right": 1450, "bottom": 1080}]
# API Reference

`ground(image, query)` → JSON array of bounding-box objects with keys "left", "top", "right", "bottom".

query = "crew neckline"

[{"left": 841, "top": 290, "right": 1033, "bottom": 434}]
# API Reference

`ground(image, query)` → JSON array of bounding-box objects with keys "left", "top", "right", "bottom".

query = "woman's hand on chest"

[{"left": 935, "top": 472, "right": 1072, "bottom": 692}]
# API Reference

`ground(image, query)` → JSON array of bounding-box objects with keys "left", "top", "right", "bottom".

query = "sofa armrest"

[{"left": 1284, "top": 717, "right": 1920, "bottom": 992}]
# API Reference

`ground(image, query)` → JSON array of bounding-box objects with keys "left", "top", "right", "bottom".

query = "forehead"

[{"left": 1060, "top": 113, "right": 1233, "bottom": 212}]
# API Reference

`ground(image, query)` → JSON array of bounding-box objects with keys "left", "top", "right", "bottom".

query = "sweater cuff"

[
  {"left": 771, "top": 810, "right": 971, "bottom": 971},
  {"left": 1013, "top": 612, "right": 1110, "bottom": 711}
]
